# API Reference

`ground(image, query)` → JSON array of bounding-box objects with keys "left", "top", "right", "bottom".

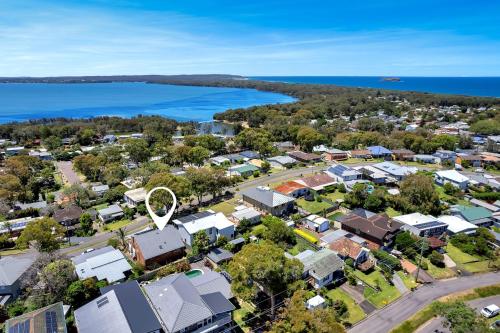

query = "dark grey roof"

[
  {"left": 200, "top": 292, "right": 235, "bottom": 315},
  {"left": 228, "top": 237, "right": 245, "bottom": 246},
  {"left": 207, "top": 248, "right": 234, "bottom": 264},
  {"left": 175, "top": 210, "right": 214, "bottom": 224},
  {"left": 100, "top": 281, "right": 161, "bottom": 333},
  {"left": 133, "top": 226, "right": 185, "bottom": 260},
  {"left": 241, "top": 187, "right": 295, "bottom": 208}
]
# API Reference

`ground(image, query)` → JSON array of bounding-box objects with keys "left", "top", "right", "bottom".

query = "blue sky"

[{"left": 1, "top": 0, "right": 499, "bottom": 76}]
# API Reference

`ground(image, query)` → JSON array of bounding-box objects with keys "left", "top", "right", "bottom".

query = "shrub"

[
  {"left": 428, "top": 251, "right": 445, "bottom": 267},
  {"left": 155, "top": 259, "right": 190, "bottom": 278}
]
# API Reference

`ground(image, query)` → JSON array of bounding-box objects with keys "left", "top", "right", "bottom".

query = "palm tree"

[{"left": 115, "top": 227, "right": 127, "bottom": 249}]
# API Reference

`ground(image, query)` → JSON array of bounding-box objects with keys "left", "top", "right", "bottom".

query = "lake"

[
  {"left": 0, "top": 82, "right": 295, "bottom": 124},
  {"left": 252, "top": 76, "right": 500, "bottom": 98}
]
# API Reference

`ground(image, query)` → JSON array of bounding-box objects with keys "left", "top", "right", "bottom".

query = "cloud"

[{"left": 0, "top": 0, "right": 499, "bottom": 76}]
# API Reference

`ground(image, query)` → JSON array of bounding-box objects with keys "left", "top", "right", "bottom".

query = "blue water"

[
  {"left": 252, "top": 76, "right": 500, "bottom": 98},
  {"left": 0, "top": 82, "right": 295, "bottom": 124}
]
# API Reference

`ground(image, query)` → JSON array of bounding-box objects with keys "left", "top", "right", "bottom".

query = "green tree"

[
  {"left": 115, "top": 227, "right": 127, "bottom": 249},
  {"left": 262, "top": 215, "right": 296, "bottom": 247},
  {"left": 145, "top": 172, "right": 191, "bottom": 208},
  {"left": 79, "top": 213, "right": 94, "bottom": 236},
  {"left": 429, "top": 250, "right": 445, "bottom": 267},
  {"left": 296, "top": 126, "right": 326, "bottom": 152},
  {"left": 192, "top": 231, "right": 210, "bottom": 255},
  {"left": 16, "top": 217, "right": 65, "bottom": 252},
  {"left": 227, "top": 241, "right": 303, "bottom": 318},
  {"left": 65, "top": 278, "right": 102, "bottom": 308},
  {"left": 397, "top": 173, "right": 442, "bottom": 215},
  {"left": 188, "top": 146, "right": 210, "bottom": 166},
  {"left": 261, "top": 160, "right": 271, "bottom": 173},
  {"left": 31, "top": 259, "right": 76, "bottom": 308},
  {"left": 432, "top": 301, "right": 490, "bottom": 333},
  {"left": 43, "top": 135, "right": 63, "bottom": 150},
  {"left": 124, "top": 138, "right": 151, "bottom": 164},
  {"left": 268, "top": 290, "right": 345, "bottom": 333}
]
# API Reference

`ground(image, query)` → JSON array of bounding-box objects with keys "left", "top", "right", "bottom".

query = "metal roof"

[
  {"left": 132, "top": 226, "right": 185, "bottom": 260},
  {"left": 242, "top": 187, "right": 295, "bottom": 208},
  {"left": 0, "top": 253, "right": 36, "bottom": 286}
]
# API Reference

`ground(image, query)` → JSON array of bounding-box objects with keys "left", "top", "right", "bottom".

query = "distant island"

[{"left": 381, "top": 77, "right": 401, "bottom": 82}]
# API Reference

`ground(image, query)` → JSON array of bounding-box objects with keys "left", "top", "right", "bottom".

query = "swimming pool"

[{"left": 185, "top": 269, "right": 204, "bottom": 279}]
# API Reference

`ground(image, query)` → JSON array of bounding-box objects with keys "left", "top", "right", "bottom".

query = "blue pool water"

[
  {"left": 0, "top": 82, "right": 295, "bottom": 123},
  {"left": 252, "top": 76, "right": 500, "bottom": 98}
]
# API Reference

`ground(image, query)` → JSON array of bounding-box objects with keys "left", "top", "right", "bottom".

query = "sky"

[{"left": 1, "top": 0, "right": 499, "bottom": 77}]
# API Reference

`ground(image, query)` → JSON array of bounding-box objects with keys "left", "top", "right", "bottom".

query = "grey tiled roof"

[
  {"left": 133, "top": 226, "right": 185, "bottom": 260},
  {"left": 207, "top": 248, "right": 234, "bottom": 264},
  {"left": 241, "top": 187, "right": 295, "bottom": 208},
  {"left": 300, "top": 249, "right": 344, "bottom": 280},
  {"left": 0, "top": 253, "right": 36, "bottom": 286}
]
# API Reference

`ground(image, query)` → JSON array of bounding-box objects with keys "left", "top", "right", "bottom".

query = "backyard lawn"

[
  {"left": 445, "top": 243, "right": 479, "bottom": 264},
  {"left": 444, "top": 243, "right": 498, "bottom": 273},
  {"left": 323, "top": 191, "right": 345, "bottom": 202},
  {"left": 326, "top": 288, "right": 366, "bottom": 324},
  {"left": 354, "top": 270, "right": 401, "bottom": 308},
  {"left": 92, "top": 203, "right": 109, "bottom": 210},
  {"left": 397, "top": 271, "right": 418, "bottom": 290},
  {"left": 288, "top": 236, "right": 317, "bottom": 256},
  {"left": 104, "top": 219, "right": 132, "bottom": 231},
  {"left": 233, "top": 300, "right": 255, "bottom": 333},
  {"left": 385, "top": 207, "right": 401, "bottom": 218},
  {"left": 435, "top": 186, "right": 470, "bottom": 206},
  {"left": 208, "top": 199, "right": 237, "bottom": 216},
  {"left": 296, "top": 198, "right": 333, "bottom": 214}
]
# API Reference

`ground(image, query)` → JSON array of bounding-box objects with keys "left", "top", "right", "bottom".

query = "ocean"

[
  {"left": 252, "top": 76, "right": 500, "bottom": 98},
  {"left": 0, "top": 82, "right": 295, "bottom": 124}
]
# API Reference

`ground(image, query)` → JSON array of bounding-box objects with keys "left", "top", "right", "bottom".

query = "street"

[{"left": 349, "top": 272, "right": 500, "bottom": 333}]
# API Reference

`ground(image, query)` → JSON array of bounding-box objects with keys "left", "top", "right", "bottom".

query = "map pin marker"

[{"left": 145, "top": 187, "right": 177, "bottom": 231}]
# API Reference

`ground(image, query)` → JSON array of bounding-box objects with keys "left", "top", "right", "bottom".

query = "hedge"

[{"left": 294, "top": 229, "right": 318, "bottom": 244}]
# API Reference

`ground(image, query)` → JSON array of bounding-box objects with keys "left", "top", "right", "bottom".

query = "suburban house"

[
  {"left": 0, "top": 216, "right": 42, "bottom": 237},
  {"left": 469, "top": 198, "right": 500, "bottom": 213},
  {"left": 354, "top": 165, "right": 389, "bottom": 184},
  {"left": 239, "top": 150, "right": 260, "bottom": 159},
  {"left": 306, "top": 295, "right": 326, "bottom": 310},
  {"left": 339, "top": 208, "right": 403, "bottom": 247},
  {"left": 295, "top": 173, "right": 337, "bottom": 192},
  {"left": 124, "top": 187, "right": 147, "bottom": 208},
  {"left": 329, "top": 237, "right": 371, "bottom": 268},
  {"left": 267, "top": 155, "right": 297, "bottom": 169},
  {"left": 413, "top": 154, "right": 440, "bottom": 164},
  {"left": 288, "top": 249, "right": 344, "bottom": 289},
  {"left": 372, "top": 161, "right": 417, "bottom": 181},
  {"left": 241, "top": 186, "right": 295, "bottom": 216},
  {"left": 391, "top": 149, "right": 415, "bottom": 161},
  {"left": 320, "top": 229, "right": 375, "bottom": 249},
  {"left": 450, "top": 205, "right": 493, "bottom": 227},
  {"left": 304, "top": 214, "right": 330, "bottom": 233},
  {"left": 143, "top": 271, "right": 234, "bottom": 333},
  {"left": 5, "top": 146, "right": 25, "bottom": 156},
  {"left": 102, "top": 134, "right": 117, "bottom": 144},
  {"left": 173, "top": 210, "right": 235, "bottom": 247},
  {"left": 0, "top": 253, "right": 36, "bottom": 305},
  {"left": 275, "top": 181, "right": 309, "bottom": 198},
  {"left": 53, "top": 205, "right": 84, "bottom": 226},
  {"left": 223, "top": 153, "right": 246, "bottom": 164},
  {"left": 98, "top": 204, "right": 124, "bottom": 223},
  {"left": 228, "top": 164, "right": 259, "bottom": 177},
  {"left": 6, "top": 302, "right": 67, "bottom": 333},
  {"left": 350, "top": 149, "right": 372, "bottom": 159},
  {"left": 434, "top": 170, "right": 470, "bottom": 190},
  {"left": 14, "top": 200, "right": 48, "bottom": 212},
  {"left": 393, "top": 212, "right": 448, "bottom": 237},
  {"left": 28, "top": 150, "right": 53, "bottom": 160},
  {"left": 468, "top": 174, "right": 500, "bottom": 191},
  {"left": 91, "top": 184, "right": 110, "bottom": 196},
  {"left": 72, "top": 246, "right": 132, "bottom": 283},
  {"left": 274, "top": 141, "right": 296, "bottom": 152},
  {"left": 231, "top": 206, "right": 261, "bottom": 225},
  {"left": 437, "top": 215, "right": 478, "bottom": 235},
  {"left": 287, "top": 151, "right": 322, "bottom": 163},
  {"left": 327, "top": 164, "right": 362, "bottom": 183},
  {"left": 248, "top": 158, "right": 265, "bottom": 169},
  {"left": 323, "top": 149, "right": 349, "bottom": 161},
  {"left": 75, "top": 281, "right": 162, "bottom": 333},
  {"left": 456, "top": 154, "right": 484, "bottom": 168},
  {"left": 367, "top": 146, "right": 392, "bottom": 159},
  {"left": 210, "top": 156, "right": 230, "bottom": 166},
  {"left": 433, "top": 150, "right": 457, "bottom": 164},
  {"left": 129, "top": 226, "right": 186, "bottom": 268}
]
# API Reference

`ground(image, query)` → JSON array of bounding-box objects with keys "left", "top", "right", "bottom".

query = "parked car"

[
  {"left": 480, "top": 304, "right": 500, "bottom": 318},
  {"left": 490, "top": 320, "right": 500, "bottom": 330}
]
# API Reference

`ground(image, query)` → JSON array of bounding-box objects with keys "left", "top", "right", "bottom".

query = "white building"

[
  {"left": 173, "top": 210, "right": 235, "bottom": 247},
  {"left": 72, "top": 246, "right": 132, "bottom": 283},
  {"left": 435, "top": 170, "right": 469, "bottom": 190},
  {"left": 304, "top": 214, "right": 330, "bottom": 233},
  {"left": 393, "top": 212, "right": 448, "bottom": 237},
  {"left": 437, "top": 215, "right": 478, "bottom": 235},
  {"left": 123, "top": 187, "right": 147, "bottom": 208},
  {"left": 306, "top": 295, "right": 326, "bottom": 310},
  {"left": 98, "top": 204, "right": 124, "bottom": 223}
]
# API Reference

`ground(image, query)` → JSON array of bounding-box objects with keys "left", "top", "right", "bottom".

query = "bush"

[
  {"left": 293, "top": 229, "right": 318, "bottom": 244},
  {"left": 347, "top": 273, "right": 357, "bottom": 286},
  {"left": 420, "top": 260, "right": 428, "bottom": 270},
  {"left": 155, "top": 259, "right": 191, "bottom": 278},
  {"left": 252, "top": 170, "right": 260, "bottom": 177},
  {"left": 428, "top": 250, "right": 445, "bottom": 267},
  {"left": 107, "top": 238, "right": 119, "bottom": 248}
]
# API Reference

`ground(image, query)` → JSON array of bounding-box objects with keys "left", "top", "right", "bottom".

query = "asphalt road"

[
  {"left": 349, "top": 272, "right": 500, "bottom": 333},
  {"left": 417, "top": 296, "right": 500, "bottom": 333}
]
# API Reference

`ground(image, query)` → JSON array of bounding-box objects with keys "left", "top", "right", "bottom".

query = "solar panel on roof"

[
  {"left": 9, "top": 319, "right": 30, "bottom": 333},
  {"left": 96, "top": 296, "right": 109, "bottom": 308},
  {"left": 45, "top": 311, "right": 58, "bottom": 333}
]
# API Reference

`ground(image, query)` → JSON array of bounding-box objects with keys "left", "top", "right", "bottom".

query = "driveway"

[
  {"left": 56, "top": 161, "right": 81, "bottom": 185},
  {"left": 349, "top": 272, "right": 500, "bottom": 333}
]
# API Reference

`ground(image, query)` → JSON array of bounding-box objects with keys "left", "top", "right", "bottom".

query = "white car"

[
  {"left": 480, "top": 304, "right": 500, "bottom": 318},
  {"left": 82, "top": 248, "right": 95, "bottom": 254}
]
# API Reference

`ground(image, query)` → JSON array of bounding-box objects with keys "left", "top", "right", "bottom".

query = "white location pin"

[{"left": 145, "top": 186, "right": 177, "bottom": 231}]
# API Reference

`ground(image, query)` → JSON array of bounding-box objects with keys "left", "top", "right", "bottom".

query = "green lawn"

[
  {"left": 208, "top": 199, "right": 237, "bottom": 216},
  {"left": 397, "top": 271, "right": 418, "bottom": 290},
  {"left": 92, "top": 203, "right": 109, "bottom": 210},
  {"left": 296, "top": 198, "right": 333, "bottom": 214},
  {"left": 233, "top": 300, "right": 255, "bottom": 333},
  {"left": 424, "top": 258, "right": 457, "bottom": 279},
  {"left": 344, "top": 158, "right": 384, "bottom": 164},
  {"left": 445, "top": 243, "right": 479, "bottom": 264},
  {"left": 323, "top": 191, "right": 345, "bottom": 202},
  {"left": 326, "top": 288, "right": 366, "bottom": 324},
  {"left": 105, "top": 219, "right": 132, "bottom": 231},
  {"left": 354, "top": 270, "right": 401, "bottom": 308},
  {"left": 396, "top": 161, "right": 442, "bottom": 169},
  {"left": 250, "top": 224, "right": 268, "bottom": 237},
  {"left": 0, "top": 248, "right": 28, "bottom": 256},
  {"left": 385, "top": 207, "right": 401, "bottom": 218},
  {"left": 435, "top": 186, "right": 470, "bottom": 206},
  {"left": 288, "top": 236, "right": 317, "bottom": 256}
]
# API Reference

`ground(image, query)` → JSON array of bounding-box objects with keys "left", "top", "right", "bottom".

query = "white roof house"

[
  {"left": 393, "top": 212, "right": 448, "bottom": 237},
  {"left": 437, "top": 215, "right": 478, "bottom": 235},
  {"left": 173, "top": 211, "right": 235, "bottom": 246},
  {"left": 231, "top": 207, "right": 261, "bottom": 223},
  {"left": 123, "top": 187, "right": 147, "bottom": 207},
  {"left": 72, "top": 246, "right": 132, "bottom": 283},
  {"left": 435, "top": 170, "right": 469, "bottom": 189},
  {"left": 306, "top": 295, "right": 326, "bottom": 310},
  {"left": 372, "top": 162, "right": 417, "bottom": 181}
]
